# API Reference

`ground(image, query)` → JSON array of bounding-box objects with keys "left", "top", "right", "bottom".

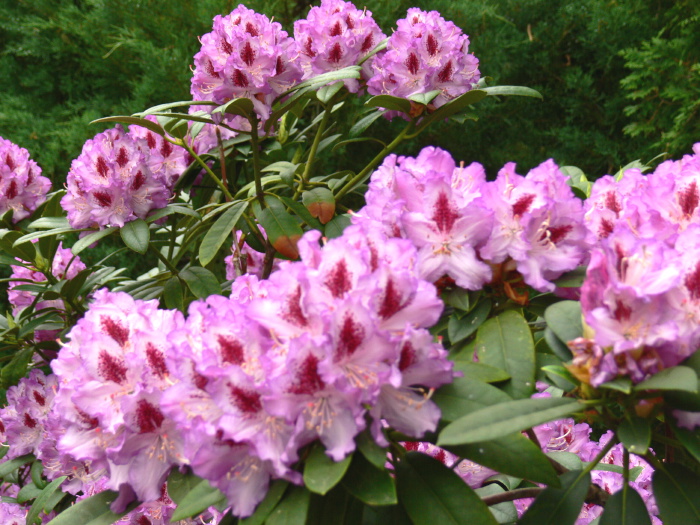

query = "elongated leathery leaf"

[{"left": 519, "top": 471, "right": 591, "bottom": 525}]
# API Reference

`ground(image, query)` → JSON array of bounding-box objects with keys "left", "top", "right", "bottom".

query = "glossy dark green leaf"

[
  {"left": 438, "top": 397, "right": 581, "bottom": 446},
  {"left": 544, "top": 301, "right": 583, "bottom": 347},
  {"left": 553, "top": 266, "right": 588, "bottom": 288},
  {"left": 342, "top": 452, "right": 396, "bottom": 506},
  {"left": 60, "top": 268, "right": 92, "bottom": 302},
  {"left": 265, "top": 485, "right": 311, "bottom": 525},
  {"left": 451, "top": 362, "right": 511, "bottom": 383},
  {"left": 120, "top": 218, "right": 150, "bottom": 254},
  {"left": 474, "top": 483, "right": 518, "bottom": 524},
  {"left": 257, "top": 206, "right": 303, "bottom": 259},
  {"left": 446, "top": 433, "right": 560, "bottom": 486},
  {"left": 162, "top": 276, "right": 185, "bottom": 311},
  {"left": 167, "top": 468, "right": 202, "bottom": 505},
  {"left": 1, "top": 349, "right": 34, "bottom": 388},
  {"left": 324, "top": 213, "right": 351, "bottom": 239},
  {"left": 408, "top": 90, "right": 441, "bottom": 106},
  {"left": 433, "top": 376, "right": 512, "bottom": 422},
  {"left": 17, "top": 483, "right": 42, "bottom": 503},
  {"left": 673, "top": 424, "right": 700, "bottom": 464},
  {"left": 349, "top": 110, "right": 384, "bottom": 137},
  {"left": 364, "top": 95, "right": 412, "bottom": 114},
  {"left": 635, "top": 366, "right": 698, "bottom": 392},
  {"left": 448, "top": 298, "right": 491, "bottom": 343},
  {"left": 599, "top": 487, "right": 652, "bottom": 525},
  {"left": 561, "top": 166, "right": 592, "bottom": 197},
  {"left": 618, "top": 417, "right": 651, "bottom": 455},
  {"left": 199, "top": 201, "right": 248, "bottom": 266},
  {"left": 163, "top": 117, "right": 189, "bottom": 139},
  {"left": 277, "top": 196, "right": 323, "bottom": 230},
  {"left": 599, "top": 377, "right": 633, "bottom": 394},
  {"left": 519, "top": 471, "right": 591, "bottom": 525},
  {"left": 481, "top": 85, "right": 543, "bottom": 99},
  {"left": 543, "top": 327, "right": 574, "bottom": 361},
  {"left": 27, "top": 216, "right": 71, "bottom": 230},
  {"left": 317, "top": 81, "right": 344, "bottom": 104},
  {"left": 475, "top": 310, "right": 536, "bottom": 399},
  {"left": 30, "top": 460, "right": 46, "bottom": 489},
  {"left": 443, "top": 288, "right": 471, "bottom": 311},
  {"left": 26, "top": 476, "right": 67, "bottom": 525},
  {"left": 240, "top": 480, "right": 288, "bottom": 525},
  {"left": 43, "top": 489, "right": 132, "bottom": 525},
  {"left": 395, "top": 452, "right": 497, "bottom": 525},
  {"left": 0, "top": 454, "right": 34, "bottom": 478},
  {"left": 71, "top": 227, "right": 118, "bottom": 256},
  {"left": 170, "top": 478, "right": 226, "bottom": 521},
  {"left": 0, "top": 230, "right": 37, "bottom": 261},
  {"left": 652, "top": 463, "right": 700, "bottom": 524},
  {"left": 357, "top": 430, "right": 389, "bottom": 470},
  {"left": 16, "top": 227, "right": 76, "bottom": 245},
  {"left": 219, "top": 97, "right": 255, "bottom": 119},
  {"left": 180, "top": 267, "right": 221, "bottom": 299},
  {"left": 302, "top": 188, "right": 336, "bottom": 224},
  {"left": 416, "top": 89, "right": 488, "bottom": 130},
  {"left": 547, "top": 452, "right": 583, "bottom": 471},
  {"left": 146, "top": 204, "right": 201, "bottom": 223},
  {"left": 304, "top": 445, "right": 352, "bottom": 495}
]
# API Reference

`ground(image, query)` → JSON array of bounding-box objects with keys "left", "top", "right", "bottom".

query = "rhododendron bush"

[{"left": 1, "top": 2, "right": 699, "bottom": 524}]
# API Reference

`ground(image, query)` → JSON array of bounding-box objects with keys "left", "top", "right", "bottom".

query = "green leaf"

[
  {"left": 91, "top": 116, "right": 165, "bottom": 136},
  {"left": 26, "top": 476, "right": 66, "bottom": 525},
  {"left": 546, "top": 452, "right": 583, "bottom": 472},
  {"left": 474, "top": 483, "right": 518, "bottom": 524},
  {"left": 599, "top": 488, "right": 652, "bottom": 525},
  {"left": 61, "top": 268, "right": 93, "bottom": 302},
  {"left": 408, "top": 90, "right": 442, "bottom": 106},
  {"left": 447, "top": 433, "right": 560, "bottom": 486},
  {"left": 673, "top": 425, "right": 700, "bottom": 465},
  {"left": 167, "top": 468, "right": 203, "bottom": 505},
  {"left": 30, "top": 460, "right": 46, "bottom": 489},
  {"left": 448, "top": 298, "right": 491, "bottom": 343},
  {"left": 554, "top": 266, "right": 588, "bottom": 288},
  {"left": 364, "top": 95, "right": 412, "bottom": 114},
  {"left": 443, "top": 288, "right": 471, "bottom": 311},
  {"left": 599, "top": 377, "right": 633, "bottom": 394},
  {"left": 544, "top": 301, "right": 583, "bottom": 347},
  {"left": 146, "top": 204, "right": 201, "bottom": 223},
  {"left": 170, "top": 478, "right": 226, "bottom": 521},
  {"left": 240, "top": 480, "right": 288, "bottom": 525},
  {"left": 277, "top": 196, "right": 323, "bottom": 230},
  {"left": 71, "top": 227, "right": 118, "bottom": 256},
  {"left": 1, "top": 349, "right": 34, "bottom": 388},
  {"left": 163, "top": 277, "right": 185, "bottom": 311},
  {"left": 342, "top": 452, "right": 396, "bottom": 506},
  {"left": 180, "top": 267, "right": 221, "bottom": 299},
  {"left": 26, "top": 217, "right": 71, "bottom": 229},
  {"left": 303, "top": 445, "right": 352, "bottom": 495},
  {"left": 43, "top": 489, "right": 132, "bottom": 525},
  {"left": 349, "top": 110, "right": 384, "bottom": 137},
  {"left": 0, "top": 454, "right": 34, "bottom": 478},
  {"left": 0, "top": 230, "right": 37, "bottom": 261},
  {"left": 395, "top": 452, "right": 497, "bottom": 525},
  {"left": 618, "top": 417, "right": 651, "bottom": 455},
  {"left": 302, "top": 188, "right": 336, "bottom": 224},
  {"left": 357, "top": 430, "right": 389, "bottom": 470},
  {"left": 481, "top": 85, "right": 543, "bottom": 99},
  {"left": 635, "top": 366, "right": 698, "bottom": 392},
  {"left": 416, "top": 89, "right": 488, "bottom": 130},
  {"left": 257, "top": 206, "right": 303, "bottom": 259},
  {"left": 518, "top": 471, "right": 591, "bottom": 525},
  {"left": 652, "top": 463, "right": 700, "bottom": 523},
  {"left": 18, "top": 483, "right": 43, "bottom": 504},
  {"left": 438, "top": 397, "right": 581, "bottom": 446},
  {"left": 265, "top": 485, "right": 311, "bottom": 525},
  {"left": 451, "top": 362, "right": 511, "bottom": 383},
  {"left": 120, "top": 219, "right": 150, "bottom": 254},
  {"left": 199, "top": 201, "right": 248, "bottom": 266},
  {"left": 543, "top": 327, "right": 574, "bottom": 361},
  {"left": 561, "top": 166, "right": 591, "bottom": 197},
  {"left": 475, "top": 310, "right": 536, "bottom": 399},
  {"left": 317, "top": 81, "right": 345, "bottom": 104},
  {"left": 218, "top": 97, "right": 255, "bottom": 119},
  {"left": 324, "top": 213, "right": 351, "bottom": 239},
  {"left": 433, "top": 376, "right": 512, "bottom": 422}
]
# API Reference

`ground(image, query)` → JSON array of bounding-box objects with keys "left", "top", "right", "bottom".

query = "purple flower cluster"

[
  {"left": 573, "top": 143, "right": 700, "bottom": 385},
  {"left": 367, "top": 8, "right": 480, "bottom": 117},
  {"left": 45, "top": 222, "right": 451, "bottom": 517},
  {"left": 9, "top": 243, "right": 86, "bottom": 341},
  {"left": 190, "top": 5, "right": 303, "bottom": 128},
  {"left": 294, "top": 0, "right": 386, "bottom": 92},
  {"left": 61, "top": 126, "right": 172, "bottom": 229},
  {"left": 353, "top": 146, "right": 592, "bottom": 294},
  {"left": 0, "top": 136, "right": 51, "bottom": 222}
]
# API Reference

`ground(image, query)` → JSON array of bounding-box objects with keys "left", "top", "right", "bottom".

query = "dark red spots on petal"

[
  {"left": 205, "top": 59, "right": 220, "bottom": 78},
  {"left": 412, "top": 16, "right": 420, "bottom": 24},
  {"left": 115, "top": 147, "right": 129, "bottom": 168},
  {"left": 137, "top": 516, "right": 152, "bottom": 525},
  {"left": 345, "top": 15, "right": 355, "bottom": 29},
  {"left": 229, "top": 384, "right": 262, "bottom": 414},
  {"left": 276, "top": 56, "right": 286, "bottom": 74},
  {"left": 289, "top": 353, "right": 325, "bottom": 395},
  {"left": 405, "top": 52, "right": 420, "bottom": 75},
  {"left": 98, "top": 350, "right": 128, "bottom": 384},
  {"left": 131, "top": 171, "right": 145, "bottom": 191},
  {"left": 548, "top": 224, "right": 573, "bottom": 244},
  {"left": 93, "top": 191, "right": 112, "bottom": 208},
  {"left": 432, "top": 191, "right": 459, "bottom": 233},
  {"left": 77, "top": 408, "right": 99, "bottom": 429},
  {"left": 220, "top": 39, "right": 233, "bottom": 55},
  {"left": 435, "top": 449, "right": 447, "bottom": 464},
  {"left": 403, "top": 441, "right": 420, "bottom": 451},
  {"left": 101, "top": 316, "right": 129, "bottom": 346},
  {"left": 96, "top": 156, "right": 109, "bottom": 178},
  {"left": 193, "top": 371, "right": 209, "bottom": 390},
  {"left": 5, "top": 154, "right": 15, "bottom": 171},
  {"left": 398, "top": 342, "right": 416, "bottom": 371},
  {"left": 245, "top": 22, "right": 259, "bottom": 36},
  {"left": 360, "top": 34, "right": 374, "bottom": 54},
  {"left": 135, "top": 399, "right": 164, "bottom": 433},
  {"left": 604, "top": 191, "right": 622, "bottom": 215},
  {"left": 33, "top": 391, "right": 46, "bottom": 406},
  {"left": 437, "top": 60, "right": 453, "bottom": 83},
  {"left": 232, "top": 69, "right": 249, "bottom": 87},
  {"left": 329, "top": 21, "right": 343, "bottom": 36},
  {"left": 378, "top": 278, "right": 404, "bottom": 320},
  {"left": 26, "top": 169, "right": 33, "bottom": 185},
  {"left": 5, "top": 180, "right": 17, "bottom": 200},
  {"left": 328, "top": 42, "right": 344, "bottom": 64},
  {"left": 284, "top": 286, "right": 308, "bottom": 327},
  {"left": 218, "top": 335, "right": 244, "bottom": 365},
  {"left": 160, "top": 139, "right": 173, "bottom": 158},
  {"left": 684, "top": 261, "right": 700, "bottom": 301},
  {"left": 232, "top": 16, "right": 241, "bottom": 25},
  {"left": 324, "top": 259, "right": 352, "bottom": 298},
  {"left": 426, "top": 34, "right": 439, "bottom": 56},
  {"left": 304, "top": 37, "right": 316, "bottom": 58},
  {"left": 336, "top": 314, "right": 365, "bottom": 360},
  {"left": 613, "top": 301, "right": 632, "bottom": 322},
  {"left": 599, "top": 218, "right": 615, "bottom": 239},
  {"left": 146, "top": 343, "right": 168, "bottom": 378},
  {"left": 23, "top": 413, "right": 37, "bottom": 429},
  {"left": 0, "top": 420, "right": 4, "bottom": 434},
  {"left": 679, "top": 180, "right": 700, "bottom": 217},
  {"left": 512, "top": 193, "right": 536, "bottom": 217},
  {"left": 240, "top": 42, "right": 256, "bottom": 66},
  {"left": 146, "top": 133, "right": 157, "bottom": 150}
]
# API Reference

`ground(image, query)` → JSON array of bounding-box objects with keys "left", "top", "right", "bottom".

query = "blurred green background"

[{"left": 0, "top": 0, "right": 698, "bottom": 185}]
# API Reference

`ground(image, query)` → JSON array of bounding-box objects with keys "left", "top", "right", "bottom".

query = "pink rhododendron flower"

[{"left": 0, "top": 136, "right": 51, "bottom": 222}]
